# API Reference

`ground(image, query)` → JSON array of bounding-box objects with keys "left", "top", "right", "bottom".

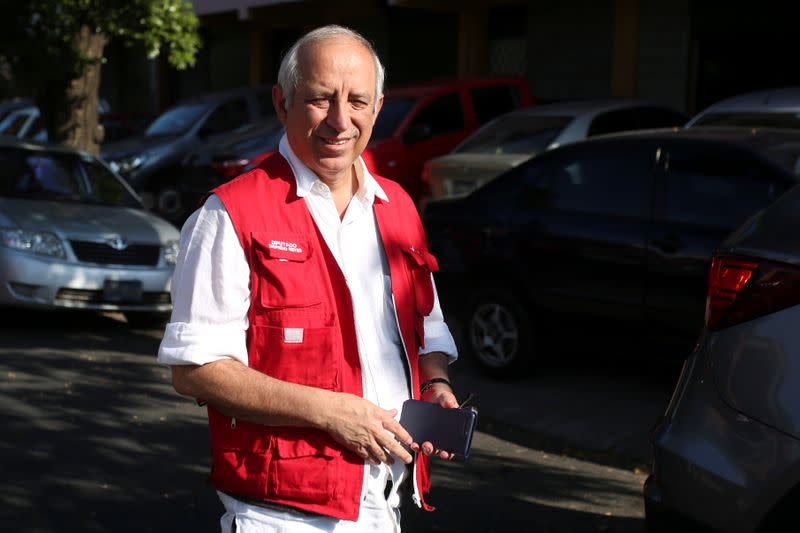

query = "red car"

[{"left": 367, "top": 76, "right": 535, "bottom": 204}]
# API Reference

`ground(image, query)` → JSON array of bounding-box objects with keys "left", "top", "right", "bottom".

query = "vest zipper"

[
  {"left": 391, "top": 293, "right": 422, "bottom": 508},
  {"left": 230, "top": 417, "right": 236, "bottom": 429}
]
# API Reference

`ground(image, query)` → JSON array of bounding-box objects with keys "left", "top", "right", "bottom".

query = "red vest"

[{"left": 207, "top": 154, "right": 438, "bottom": 520}]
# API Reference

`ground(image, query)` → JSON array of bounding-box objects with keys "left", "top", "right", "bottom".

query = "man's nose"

[{"left": 326, "top": 99, "right": 351, "bottom": 132}]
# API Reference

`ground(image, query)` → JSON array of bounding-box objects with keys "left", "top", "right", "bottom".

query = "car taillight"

[{"left": 705, "top": 255, "right": 800, "bottom": 331}]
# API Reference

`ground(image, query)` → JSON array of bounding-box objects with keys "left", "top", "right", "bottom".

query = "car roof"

[
  {"left": 174, "top": 85, "right": 271, "bottom": 106},
  {"left": 500, "top": 98, "right": 680, "bottom": 118},
  {"left": 0, "top": 136, "right": 97, "bottom": 158},
  {"left": 698, "top": 87, "right": 800, "bottom": 112}
]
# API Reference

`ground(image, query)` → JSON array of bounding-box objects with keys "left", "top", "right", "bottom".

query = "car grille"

[
  {"left": 56, "top": 289, "right": 171, "bottom": 304},
  {"left": 69, "top": 240, "right": 161, "bottom": 266}
]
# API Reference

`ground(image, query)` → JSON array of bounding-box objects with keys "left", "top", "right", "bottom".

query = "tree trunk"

[{"left": 38, "top": 26, "right": 108, "bottom": 156}]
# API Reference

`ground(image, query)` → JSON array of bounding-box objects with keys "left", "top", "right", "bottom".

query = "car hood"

[
  {"left": 425, "top": 153, "right": 533, "bottom": 181},
  {"left": 101, "top": 134, "right": 181, "bottom": 160},
  {"left": 0, "top": 198, "right": 180, "bottom": 244}
]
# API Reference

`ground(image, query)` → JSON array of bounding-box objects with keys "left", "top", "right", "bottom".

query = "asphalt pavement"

[{"left": 445, "top": 321, "right": 681, "bottom": 474}]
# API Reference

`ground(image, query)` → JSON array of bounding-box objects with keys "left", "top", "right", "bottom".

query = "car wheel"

[
  {"left": 123, "top": 311, "right": 169, "bottom": 329},
  {"left": 156, "top": 185, "right": 184, "bottom": 222},
  {"left": 466, "top": 288, "right": 533, "bottom": 377}
]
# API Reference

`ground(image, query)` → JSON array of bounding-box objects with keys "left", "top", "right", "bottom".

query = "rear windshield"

[
  {"left": 693, "top": 112, "right": 800, "bottom": 130},
  {"left": 145, "top": 103, "right": 210, "bottom": 137},
  {"left": 372, "top": 97, "right": 418, "bottom": 140},
  {"left": 455, "top": 114, "right": 572, "bottom": 155},
  {"left": 0, "top": 147, "right": 141, "bottom": 207}
]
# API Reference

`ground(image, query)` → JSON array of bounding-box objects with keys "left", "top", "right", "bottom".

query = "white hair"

[{"left": 276, "top": 25, "right": 385, "bottom": 112}]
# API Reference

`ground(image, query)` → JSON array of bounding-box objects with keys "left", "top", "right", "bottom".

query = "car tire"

[
  {"left": 466, "top": 287, "right": 534, "bottom": 378},
  {"left": 123, "top": 311, "right": 169, "bottom": 329},
  {"left": 156, "top": 184, "right": 185, "bottom": 222}
]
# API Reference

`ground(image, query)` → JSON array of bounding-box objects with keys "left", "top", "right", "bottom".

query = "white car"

[
  {"left": 421, "top": 99, "right": 686, "bottom": 202},
  {"left": 686, "top": 86, "right": 800, "bottom": 130},
  {"left": 0, "top": 138, "right": 179, "bottom": 325}
]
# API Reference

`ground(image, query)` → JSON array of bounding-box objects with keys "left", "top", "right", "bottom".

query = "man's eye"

[
  {"left": 351, "top": 100, "right": 369, "bottom": 109},
  {"left": 309, "top": 98, "right": 330, "bottom": 107}
]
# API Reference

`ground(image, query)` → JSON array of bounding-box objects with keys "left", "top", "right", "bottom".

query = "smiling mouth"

[{"left": 322, "top": 137, "right": 349, "bottom": 145}]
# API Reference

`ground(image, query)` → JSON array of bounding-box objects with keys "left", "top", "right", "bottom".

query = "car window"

[
  {"left": 455, "top": 114, "right": 571, "bottom": 155},
  {"left": 202, "top": 98, "right": 250, "bottom": 136},
  {"left": 0, "top": 148, "right": 139, "bottom": 207},
  {"left": 662, "top": 147, "right": 782, "bottom": 228},
  {"left": 372, "top": 97, "right": 418, "bottom": 140},
  {"left": 634, "top": 107, "right": 687, "bottom": 129},
  {"left": 692, "top": 112, "right": 800, "bottom": 130},
  {"left": 546, "top": 144, "right": 653, "bottom": 217},
  {"left": 146, "top": 103, "right": 210, "bottom": 137},
  {"left": 587, "top": 109, "right": 639, "bottom": 136},
  {"left": 470, "top": 85, "right": 521, "bottom": 125},
  {"left": 404, "top": 92, "right": 464, "bottom": 143},
  {"left": 0, "top": 112, "right": 31, "bottom": 136}
]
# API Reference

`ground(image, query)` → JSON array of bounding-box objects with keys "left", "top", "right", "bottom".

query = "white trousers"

[{"left": 218, "top": 490, "right": 401, "bottom": 533}]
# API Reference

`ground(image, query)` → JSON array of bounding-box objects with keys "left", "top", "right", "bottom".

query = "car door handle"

[{"left": 651, "top": 235, "right": 685, "bottom": 254}]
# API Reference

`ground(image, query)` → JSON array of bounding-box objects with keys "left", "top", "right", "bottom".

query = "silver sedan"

[{"left": 0, "top": 139, "right": 179, "bottom": 325}]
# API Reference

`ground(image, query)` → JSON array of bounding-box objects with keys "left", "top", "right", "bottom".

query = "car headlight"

[
  {"left": 111, "top": 154, "right": 148, "bottom": 174},
  {"left": 163, "top": 240, "right": 180, "bottom": 265},
  {"left": 0, "top": 229, "right": 66, "bottom": 259}
]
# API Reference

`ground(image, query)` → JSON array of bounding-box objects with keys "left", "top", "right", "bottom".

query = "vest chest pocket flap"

[
  {"left": 401, "top": 244, "right": 439, "bottom": 316},
  {"left": 252, "top": 233, "right": 323, "bottom": 309}
]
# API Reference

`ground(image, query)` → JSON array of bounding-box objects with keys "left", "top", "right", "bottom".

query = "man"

[{"left": 157, "top": 25, "right": 459, "bottom": 532}]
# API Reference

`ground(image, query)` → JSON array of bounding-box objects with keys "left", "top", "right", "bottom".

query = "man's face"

[{"left": 273, "top": 37, "right": 383, "bottom": 185}]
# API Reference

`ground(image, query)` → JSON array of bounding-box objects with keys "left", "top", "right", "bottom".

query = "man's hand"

[
  {"left": 323, "top": 392, "right": 415, "bottom": 466},
  {"left": 419, "top": 382, "right": 459, "bottom": 460}
]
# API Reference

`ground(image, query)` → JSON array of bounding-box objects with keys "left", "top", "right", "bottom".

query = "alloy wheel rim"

[{"left": 469, "top": 302, "right": 519, "bottom": 368}]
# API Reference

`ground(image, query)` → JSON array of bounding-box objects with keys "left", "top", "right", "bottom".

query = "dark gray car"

[
  {"left": 101, "top": 86, "right": 273, "bottom": 223},
  {"left": 645, "top": 181, "right": 800, "bottom": 531}
]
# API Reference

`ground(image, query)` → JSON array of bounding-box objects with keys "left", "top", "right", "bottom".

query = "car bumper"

[
  {"left": 645, "top": 335, "right": 800, "bottom": 533},
  {"left": 0, "top": 247, "right": 172, "bottom": 313}
]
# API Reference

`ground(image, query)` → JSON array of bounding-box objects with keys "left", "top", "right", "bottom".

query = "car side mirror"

[{"left": 403, "top": 123, "right": 433, "bottom": 144}]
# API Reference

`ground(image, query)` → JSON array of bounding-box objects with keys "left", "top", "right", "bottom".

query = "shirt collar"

[{"left": 278, "top": 134, "right": 389, "bottom": 204}]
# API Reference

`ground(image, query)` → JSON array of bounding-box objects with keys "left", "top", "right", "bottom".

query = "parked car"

[
  {"left": 177, "top": 117, "right": 284, "bottom": 222},
  {"left": 686, "top": 86, "right": 800, "bottom": 130},
  {"left": 0, "top": 137, "right": 180, "bottom": 326},
  {"left": 367, "top": 76, "right": 535, "bottom": 203},
  {"left": 644, "top": 181, "right": 800, "bottom": 532},
  {"left": 423, "top": 127, "right": 800, "bottom": 376},
  {"left": 0, "top": 99, "right": 147, "bottom": 143},
  {"left": 101, "top": 85, "right": 273, "bottom": 223},
  {"left": 421, "top": 99, "right": 687, "bottom": 204}
]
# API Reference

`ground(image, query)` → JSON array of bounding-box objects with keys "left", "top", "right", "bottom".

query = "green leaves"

[{"left": 0, "top": 0, "right": 200, "bottom": 95}]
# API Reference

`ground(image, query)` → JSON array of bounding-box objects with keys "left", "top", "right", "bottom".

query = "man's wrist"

[{"left": 420, "top": 377, "right": 453, "bottom": 395}]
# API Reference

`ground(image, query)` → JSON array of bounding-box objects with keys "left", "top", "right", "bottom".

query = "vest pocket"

[
  {"left": 250, "top": 324, "right": 339, "bottom": 390},
  {"left": 266, "top": 431, "right": 341, "bottom": 504},
  {"left": 400, "top": 244, "right": 439, "bottom": 317},
  {"left": 252, "top": 233, "right": 322, "bottom": 309}
]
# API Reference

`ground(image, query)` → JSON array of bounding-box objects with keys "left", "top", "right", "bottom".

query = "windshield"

[
  {"left": 455, "top": 115, "right": 572, "bottom": 155},
  {"left": 145, "top": 103, "right": 210, "bottom": 137},
  {"left": 693, "top": 112, "right": 800, "bottom": 130},
  {"left": 0, "top": 148, "right": 141, "bottom": 207},
  {"left": 372, "top": 97, "right": 418, "bottom": 140}
]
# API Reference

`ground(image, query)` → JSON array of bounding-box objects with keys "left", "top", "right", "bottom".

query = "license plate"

[{"left": 103, "top": 280, "right": 143, "bottom": 302}]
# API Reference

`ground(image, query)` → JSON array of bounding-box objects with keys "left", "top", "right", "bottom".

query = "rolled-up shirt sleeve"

[
  {"left": 420, "top": 275, "right": 459, "bottom": 363},
  {"left": 157, "top": 195, "right": 251, "bottom": 367}
]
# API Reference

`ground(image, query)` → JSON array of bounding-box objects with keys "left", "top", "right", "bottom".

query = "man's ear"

[
  {"left": 272, "top": 84, "right": 288, "bottom": 125},
  {"left": 373, "top": 93, "right": 384, "bottom": 123}
]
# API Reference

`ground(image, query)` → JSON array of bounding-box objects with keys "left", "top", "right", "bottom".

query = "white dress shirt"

[{"left": 158, "top": 135, "right": 457, "bottom": 532}]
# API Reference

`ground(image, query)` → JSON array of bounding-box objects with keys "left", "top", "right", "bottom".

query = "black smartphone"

[{"left": 399, "top": 399, "right": 478, "bottom": 458}]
